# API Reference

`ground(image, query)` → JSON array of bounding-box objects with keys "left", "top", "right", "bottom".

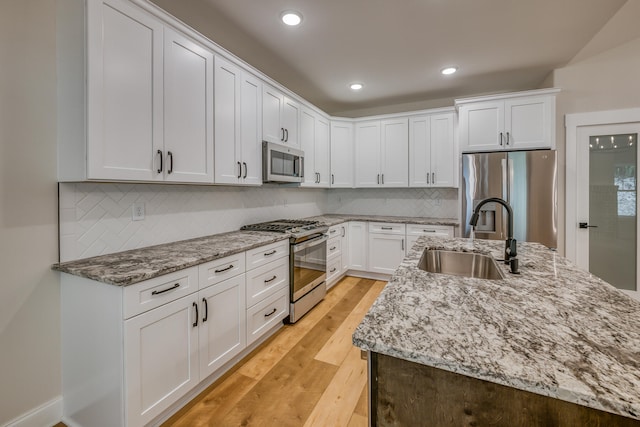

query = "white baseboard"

[{"left": 3, "top": 397, "right": 62, "bottom": 427}]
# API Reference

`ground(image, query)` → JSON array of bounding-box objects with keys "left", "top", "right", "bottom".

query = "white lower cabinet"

[
  {"left": 61, "top": 241, "right": 289, "bottom": 427},
  {"left": 405, "top": 224, "right": 454, "bottom": 254},
  {"left": 326, "top": 224, "right": 348, "bottom": 288},
  {"left": 124, "top": 294, "right": 200, "bottom": 427},
  {"left": 198, "top": 274, "right": 246, "bottom": 379},
  {"left": 368, "top": 223, "right": 407, "bottom": 274},
  {"left": 348, "top": 221, "right": 368, "bottom": 271}
]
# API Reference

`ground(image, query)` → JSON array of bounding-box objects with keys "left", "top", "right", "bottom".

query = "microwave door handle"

[{"left": 299, "top": 157, "right": 304, "bottom": 178}]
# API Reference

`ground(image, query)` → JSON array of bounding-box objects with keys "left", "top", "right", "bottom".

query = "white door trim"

[{"left": 565, "top": 108, "right": 640, "bottom": 263}]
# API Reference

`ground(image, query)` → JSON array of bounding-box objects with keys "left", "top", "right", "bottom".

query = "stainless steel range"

[{"left": 241, "top": 219, "right": 329, "bottom": 323}]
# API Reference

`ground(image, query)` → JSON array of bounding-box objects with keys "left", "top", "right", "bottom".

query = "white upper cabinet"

[
  {"left": 63, "top": 0, "right": 215, "bottom": 183},
  {"left": 300, "top": 108, "right": 330, "bottom": 187},
  {"left": 355, "top": 118, "right": 408, "bottom": 187},
  {"left": 163, "top": 28, "right": 214, "bottom": 183},
  {"left": 262, "top": 84, "right": 300, "bottom": 147},
  {"left": 409, "top": 112, "right": 457, "bottom": 188},
  {"left": 86, "top": 0, "right": 164, "bottom": 181},
  {"left": 330, "top": 120, "right": 354, "bottom": 188},
  {"left": 457, "top": 89, "right": 558, "bottom": 152},
  {"left": 214, "top": 56, "right": 262, "bottom": 185}
]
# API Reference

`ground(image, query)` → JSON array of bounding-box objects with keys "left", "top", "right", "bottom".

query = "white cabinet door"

[
  {"left": 348, "top": 221, "right": 368, "bottom": 270},
  {"left": 300, "top": 108, "right": 316, "bottom": 185},
  {"left": 458, "top": 101, "right": 504, "bottom": 152},
  {"left": 409, "top": 115, "right": 430, "bottom": 187},
  {"left": 214, "top": 56, "right": 241, "bottom": 184},
  {"left": 315, "top": 116, "right": 331, "bottom": 187},
  {"left": 262, "top": 85, "right": 284, "bottom": 144},
  {"left": 430, "top": 113, "right": 456, "bottom": 187},
  {"left": 164, "top": 29, "right": 214, "bottom": 183},
  {"left": 198, "top": 274, "right": 246, "bottom": 379},
  {"left": 239, "top": 71, "right": 262, "bottom": 185},
  {"left": 381, "top": 118, "right": 408, "bottom": 187},
  {"left": 87, "top": 0, "right": 164, "bottom": 181},
  {"left": 355, "top": 121, "right": 381, "bottom": 187},
  {"left": 215, "top": 60, "right": 262, "bottom": 185},
  {"left": 330, "top": 121, "right": 354, "bottom": 188},
  {"left": 504, "top": 95, "right": 553, "bottom": 150},
  {"left": 368, "top": 233, "right": 406, "bottom": 274},
  {"left": 124, "top": 294, "right": 199, "bottom": 427},
  {"left": 282, "top": 96, "right": 300, "bottom": 146}
]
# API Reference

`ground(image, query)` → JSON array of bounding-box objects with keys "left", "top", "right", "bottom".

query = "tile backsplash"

[
  {"left": 59, "top": 183, "right": 458, "bottom": 262},
  {"left": 59, "top": 183, "right": 327, "bottom": 262},
  {"left": 327, "top": 187, "right": 459, "bottom": 218}
]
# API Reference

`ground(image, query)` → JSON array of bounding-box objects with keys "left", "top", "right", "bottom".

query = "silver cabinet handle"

[{"left": 157, "top": 150, "right": 163, "bottom": 173}]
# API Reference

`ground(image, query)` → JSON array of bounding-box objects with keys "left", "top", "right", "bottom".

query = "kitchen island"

[{"left": 353, "top": 236, "right": 640, "bottom": 426}]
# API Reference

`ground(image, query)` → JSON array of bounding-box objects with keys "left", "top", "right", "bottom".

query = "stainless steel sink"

[{"left": 418, "top": 249, "right": 505, "bottom": 280}]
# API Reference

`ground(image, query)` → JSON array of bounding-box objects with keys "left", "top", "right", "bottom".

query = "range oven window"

[{"left": 292, "top": 236, "right": 327, "bottom": 302}]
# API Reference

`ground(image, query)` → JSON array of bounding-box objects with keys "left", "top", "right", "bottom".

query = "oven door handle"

[{"left": 293, "top": 234, "right": 328, "bottom": 252}]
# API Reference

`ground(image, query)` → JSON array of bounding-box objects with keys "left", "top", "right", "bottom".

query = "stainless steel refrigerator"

[{"left": 461, "top": 150, "right": 558, "bottom": 248}]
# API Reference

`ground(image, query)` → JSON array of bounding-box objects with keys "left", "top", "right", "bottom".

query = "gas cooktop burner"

[{"left": 240, "top": 219, "right": 324, "bottom": 233}]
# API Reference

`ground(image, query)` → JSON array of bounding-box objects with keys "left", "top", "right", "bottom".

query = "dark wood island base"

[{"left": 369, "top": 352, "right": 640, "bottom": 427}]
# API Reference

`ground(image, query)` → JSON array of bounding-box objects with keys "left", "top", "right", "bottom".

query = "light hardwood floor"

[{"left": 160, "top": 276, "right": 385, "bottom": 427}]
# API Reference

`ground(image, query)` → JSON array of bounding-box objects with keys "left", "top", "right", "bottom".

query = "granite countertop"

[
  {"left": 305, "top": 214, "right": 459, "bottom": 227},
  {"left": 353, "top": 236, "right": 640, "bottom": 420},
  {"left": 53, "top": 214, "right": 457, "bottom": 286},
  {"left": 52, "top": 231, "right": 289, "bottom": 286}
]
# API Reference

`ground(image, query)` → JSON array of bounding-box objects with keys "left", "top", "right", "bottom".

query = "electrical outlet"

[{"left": 132, "top": 202, "right": 145, "bottom": 221}]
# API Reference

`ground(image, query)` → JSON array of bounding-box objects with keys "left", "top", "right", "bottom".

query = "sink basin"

[{"left": 418, "top": 249, "right": 505, "bottom": 280}]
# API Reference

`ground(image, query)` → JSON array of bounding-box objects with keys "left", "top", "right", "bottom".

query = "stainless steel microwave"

[{"left": 262, "top": 141, "right": 304, "bottom": 183}]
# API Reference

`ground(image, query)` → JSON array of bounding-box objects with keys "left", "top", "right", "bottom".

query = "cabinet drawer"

[
  {"left": 123, "top": 267, "right": 198, "bottom": 319},
  {"left": 327, "top": 257, "right": 342, "bottom": 283},
  {"left": 246, "top": 256, "right": 289, "bottom": 308},
  {"left": 406, "top": 224, "right": 454, "bottom": 237},
  {"left": 369, "top": 222, "right": 406, "bottom": 235},
  {"left": 327, "top": 236, "right": 342, "bottom": 259},
  {"left": 327, "top": 224, "right": 344, "bottom": 238},
  {"left": 199, "top": 253, "right": 246, "bottom": 289},
  {"left": 246, "top": 240, "right": 289, "bottom": 270},
  {"left": 246, "top": 287, "right": 288, "bottom": 345}
]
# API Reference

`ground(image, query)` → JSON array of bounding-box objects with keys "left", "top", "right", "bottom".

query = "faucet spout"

[{"left": 469, "top": 197, "right": 519, "bottom": 274}]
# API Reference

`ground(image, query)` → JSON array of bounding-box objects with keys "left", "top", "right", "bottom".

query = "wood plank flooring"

[{"left": 161, "top": 276, "right": 386, "bottom": 427}]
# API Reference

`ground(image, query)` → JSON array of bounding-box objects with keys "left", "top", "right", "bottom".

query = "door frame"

[{"left": 566, "top": 108, "right": 640, "bottom": 297}]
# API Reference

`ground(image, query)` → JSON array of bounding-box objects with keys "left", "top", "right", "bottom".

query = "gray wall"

[{"left": 0, "top": 0, "right": 61, "bottom": 423}]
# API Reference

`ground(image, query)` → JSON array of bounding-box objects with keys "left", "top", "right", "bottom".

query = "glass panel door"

[{"left": 588, "top": 132, "right": 637, "bottom": 291}]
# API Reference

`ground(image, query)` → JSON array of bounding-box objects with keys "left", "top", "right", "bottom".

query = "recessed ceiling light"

[
  {"left": 441, "top": 67, "right": 458, "bottom": 75},
  {"left": 350, "top": 83, "right": 364, "bottom": 91},
  {"left": 281, "top": 11, "right": 302, "bottom": 26}
]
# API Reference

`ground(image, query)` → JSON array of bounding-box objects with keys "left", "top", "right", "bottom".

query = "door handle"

[
  {"left": 167, "top": 151, "right": 174, "bottom": 174},
  {"left": 157, "top": 150, "right": 163, "bottom": 173},
  {"left": 192, "top": 302, "right": 198, "bottom": 327},
  {"left": 499, "top": 132, "right": 504, "bottom": 146},
  {"left": 237, "top": 161, "right": 242, "bottom": 179},
  {"left": 202, "top": 297, "right": 208, "bottom": 322},
  {"left": 579, "top": 222, "right": 598, "bottom": 229},
  {"left": 285, "top": 128, "right": 289, "bottom": 142},
  {"left": 331, "top": 174, "right": 334, "bottom": 185},
  {"left": 243, "top": 162, "right": 247, "bottom": 179}
]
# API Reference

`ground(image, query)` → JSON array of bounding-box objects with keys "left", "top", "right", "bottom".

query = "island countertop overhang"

[{"left": 353, "top": 236, "right": 640, "bottom": 420}]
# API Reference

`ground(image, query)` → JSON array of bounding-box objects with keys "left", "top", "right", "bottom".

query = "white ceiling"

[{"left": 151, "top": 0, "right": 627, "bottom": 116}]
